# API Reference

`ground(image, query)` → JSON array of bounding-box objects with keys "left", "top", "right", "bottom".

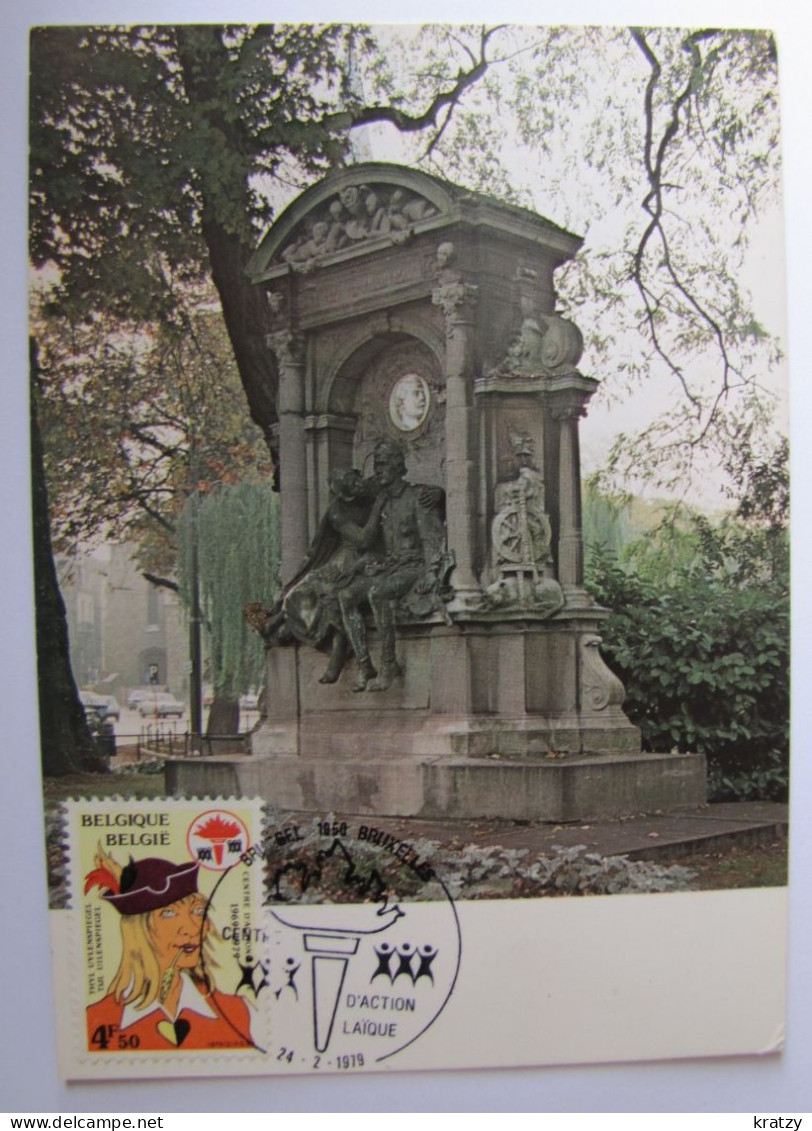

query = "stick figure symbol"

[
  {"left": 394, "top": 943, "right": 415, "bottom": 981},
  {"left": 371, "top": 942, "right": 439, "bottom": 985},
  {"left": 414, "top": 945, "right": 437, "bottom": 984},
  {"left": 275, "top": 956, "right": 300, "bottom": 1001},
  {"left": 371, "top": 942, "right": 394, "bottom": 982},
  {"left": 234, "top": 954, "right": 269, "bottom": 998}
]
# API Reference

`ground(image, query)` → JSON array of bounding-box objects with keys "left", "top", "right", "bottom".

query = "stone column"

[
  {"left": 549, "top": 390, "right": 590, "bottom": 596},
  {"left": 304, "top": 413, "right": 357, "bottom": 539},
  {"left": 432, "top": 280, "right": 480, "bottom": 599},
  {"left": 268, "top": 329, "right": 308, "bottom": 584}
]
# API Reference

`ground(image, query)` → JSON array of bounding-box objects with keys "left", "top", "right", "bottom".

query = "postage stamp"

[
  {"left": 65, "top": 797, "right": 269, "bottom": 1061},
  {"left": 59, "top": 798, "right": 463, "bottom": 1076}
]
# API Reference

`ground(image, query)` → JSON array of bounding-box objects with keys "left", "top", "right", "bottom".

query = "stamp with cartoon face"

[
  {"left": 60, "top": 800, "right": 463, "bottom": 1076},
  {"left": 67, "top": 798, "right": 268, "bottom": 1059}
]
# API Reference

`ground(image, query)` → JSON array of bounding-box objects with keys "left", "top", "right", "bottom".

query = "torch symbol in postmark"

[
  {"left": 270, "top": 900, "right": 404, "bottom": 1053},
  {"left": 262, "top": 829, "right": 461, "bottom": 1065}
]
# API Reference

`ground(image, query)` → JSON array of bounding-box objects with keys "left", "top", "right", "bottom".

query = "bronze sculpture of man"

[{"left": 338, "top": 438, "right": 445, "bottom": 692}]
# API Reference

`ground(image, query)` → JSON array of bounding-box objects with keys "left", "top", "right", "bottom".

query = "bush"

[{"left": 586, "top": 518, "right": 789, "bottom": 801}]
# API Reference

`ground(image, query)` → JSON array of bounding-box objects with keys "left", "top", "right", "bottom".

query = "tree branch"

[
  {"left": 142, "top": 571, "right": 179, "bottom": 592},
  {"left": 323, "top": 25, "right": 502, "bottom": 135},
  {"left": 629, "top": 26, "right": 743, "bottom": 440}
]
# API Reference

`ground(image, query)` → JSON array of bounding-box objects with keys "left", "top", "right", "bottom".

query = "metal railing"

[{"left": 135, "top": 723, "right": 250, "bottom": 760}]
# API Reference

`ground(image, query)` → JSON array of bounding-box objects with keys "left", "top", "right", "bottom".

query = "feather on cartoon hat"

[{"left": 84, "top": 856, "right": 200, "bottom": 916}]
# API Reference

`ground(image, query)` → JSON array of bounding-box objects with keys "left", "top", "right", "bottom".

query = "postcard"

[{"left": 29, "top": 21, "right": 789, "bottom": 1082}]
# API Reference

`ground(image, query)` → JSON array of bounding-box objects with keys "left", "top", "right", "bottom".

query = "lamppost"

[{"left": 188, "top": 447, "right": 203, "bottom": 743}]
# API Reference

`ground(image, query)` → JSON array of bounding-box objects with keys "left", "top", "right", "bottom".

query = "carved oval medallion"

[{"left": 388, "top": 373, "right": 431, "bottom": 433}]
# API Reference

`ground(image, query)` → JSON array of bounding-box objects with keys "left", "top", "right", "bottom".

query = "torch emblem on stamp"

[{"left": 187, "top": 809, "right": 250, "bottom": 871}]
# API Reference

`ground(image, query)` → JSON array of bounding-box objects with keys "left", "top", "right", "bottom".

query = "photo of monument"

[{"left": 172, "top": 162, "right": 707, "bottom": 823}]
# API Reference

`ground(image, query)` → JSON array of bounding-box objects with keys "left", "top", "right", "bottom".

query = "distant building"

[{"left": 60, "top": 545, "right": 188, "bottom": 700}]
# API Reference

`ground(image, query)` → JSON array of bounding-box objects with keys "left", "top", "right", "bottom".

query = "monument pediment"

[{"left": 246, "top": 163, "right": 582, "bottom": 284}]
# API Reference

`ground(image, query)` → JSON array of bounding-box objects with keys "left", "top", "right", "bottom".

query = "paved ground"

[
  {"left": 275, "top": 801, "right": 788, "bottom": 862},
  {"left": 108, "top": 743, "right": 790, "bottom": 864}
]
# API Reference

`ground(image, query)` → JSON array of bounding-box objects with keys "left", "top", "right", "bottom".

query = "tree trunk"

[
  {"left": 202, "top": 218, "right": 279, "bottom": 462},
  {"left": 31, "top": 340, "right": 103, "bottom": 775},
  {"left": 206, "top": 694, "right": 240, "bottom": 736},
  {"left": 174, "top": 26, "right": 280, "bottom": 472}
]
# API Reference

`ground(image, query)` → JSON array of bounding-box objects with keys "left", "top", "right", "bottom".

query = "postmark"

[
  {"left": 66, "top": 797, "right": 268, "bottom": 1060},
  {"left": 244, "top": 815, "right": 462, "bottom": 1069}
]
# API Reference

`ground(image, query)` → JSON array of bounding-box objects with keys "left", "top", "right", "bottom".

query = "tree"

[
  {"left": 178, "top": 479, "right": 280, "bottom": 735},
  {"left": 585, "top": 437, "right": 789, "bottom": 800},
  {"left": 30, "top": 23, "right": 504, "bottom": 754},
  {"left": 30, "top": 24, "right": 501, "bottom": 463},
  {"left": 30, "top": 340, "right": 102, "bottom": 775},
  {"left": 34, "top": 285, "right": 271, "bottom": 571},
  {"left": 392, "top": 25, "right": 782, "bottom": 494},
  {"left": 34, "top": 288, "right": 278, "bottom": 738}
]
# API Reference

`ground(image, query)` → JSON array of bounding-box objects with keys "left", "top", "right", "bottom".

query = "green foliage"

[
  {"left": 29, "top": 25, "right": 358, "bottom": 319},
  {"left": 33, "top": 292, "right": 271, "bottom": 570},
  {"left": 585, "top": 443, "right": 788, "bottom": 802},
  {"left": 178, "top": 479, "right": 280, "bottom": 698}
]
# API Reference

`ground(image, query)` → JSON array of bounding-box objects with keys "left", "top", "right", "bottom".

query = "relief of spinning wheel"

[{"left": 491, "top": 507, "right": 527, "bottom": 563}]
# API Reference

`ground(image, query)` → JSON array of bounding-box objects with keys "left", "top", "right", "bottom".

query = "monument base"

[
  {"left": 167, "top": 621, "right": 707, "bottom": 821},
  {"left": 166, "top": 749, "right": 707, "bottom": 823}
]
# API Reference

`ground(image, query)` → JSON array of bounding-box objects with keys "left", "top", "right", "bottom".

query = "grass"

[
  {"left": 42, "top": 767, "right": 167, "bottom": 804},
  {"left": 686, "top": 839, "right": 787, "bottom": 890}
]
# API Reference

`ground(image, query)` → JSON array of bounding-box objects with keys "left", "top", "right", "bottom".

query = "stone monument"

[{"left": 169, "top": 163, "right": 706, "bottom": 820}]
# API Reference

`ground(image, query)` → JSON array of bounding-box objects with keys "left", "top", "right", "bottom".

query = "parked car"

[
  {"left": 127, "top": 688, "right": 148, "bottom": 709},
  {"left": 80, "top": 691, "right": 121, "bottom": 721},
  {"left": 138, "top": 691, "right": 185, "bottom": 718},
  {"left": 99, "top": 694, "right": 121, "bottom": 720},
  {"left": 82, "top": 704, "right": 116, "bottom": 758},
  {"left": 79, "top": 690, "right": 114, "bottom": 720}
]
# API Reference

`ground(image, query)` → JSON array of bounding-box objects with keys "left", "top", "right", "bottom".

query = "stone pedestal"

[
  {"left": 171, "top": 618, "right": 706, "bottom": 821},
  {"left": 173, "top": 163, "right": 707, "bottom": 821}
]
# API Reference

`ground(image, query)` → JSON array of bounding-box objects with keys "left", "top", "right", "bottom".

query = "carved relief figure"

[
  {"left": 338, "top": 438, "right": 448, "bottom": 692},
  {"left": 325, "top": 200, "right": 350, "bottom": 252},
  {"left": 281, "top": 220, "right": 330, "bottom": 266},
  {"left": 489, "top": 271, "right": 585, "bottom": 377},
  {"left": 340, "top": 185, "right": 370, "bottom": 241},
  {"left": 487, "top": 430, "right": 563, "bottom": 616},
  {"left": 276, "top": 184, "right": 440, "bottom": 270},
  {"left": 492, "top": 430, "right": 553, "bottom": 573},
  {"left": 388, "top": 372, "right": 430, "bottom": 433},
  {"left": 497, "top": 309, "right": 584, "bottom": 375}
]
